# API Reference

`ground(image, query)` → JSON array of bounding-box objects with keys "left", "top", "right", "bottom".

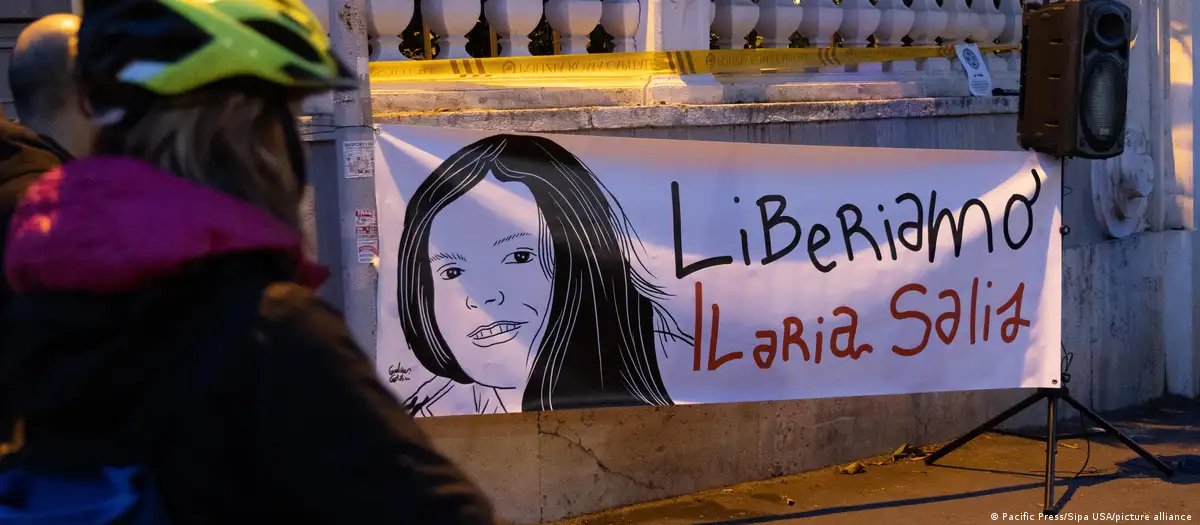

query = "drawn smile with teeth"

[{"left": 468, "top": 321, "right": 526, "bottom": 341}]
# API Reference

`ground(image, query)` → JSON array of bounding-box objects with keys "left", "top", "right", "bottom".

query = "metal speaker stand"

[{"left": 923, "top": 384, "right": 1174, "bottom": 515}]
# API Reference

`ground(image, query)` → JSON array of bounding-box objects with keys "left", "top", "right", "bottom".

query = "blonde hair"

[{"left": 95, "top": 90, "right": 302, "bottom": 228}]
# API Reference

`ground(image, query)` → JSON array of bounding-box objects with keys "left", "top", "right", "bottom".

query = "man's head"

[{"left": 9, "top": 14, "right": 93, "bottom": 158}]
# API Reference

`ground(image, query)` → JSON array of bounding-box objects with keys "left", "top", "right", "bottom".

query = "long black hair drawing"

[{"left": 395, "top": 134, "right": 692, "bottom": 414}]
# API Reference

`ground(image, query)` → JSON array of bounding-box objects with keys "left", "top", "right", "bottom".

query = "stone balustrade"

[
  {"left": 315, "top": 0, "right": 1024, "bottom": 69},
  {"left": 304, "top": 0, "right": 1043, "bottom": 112}
]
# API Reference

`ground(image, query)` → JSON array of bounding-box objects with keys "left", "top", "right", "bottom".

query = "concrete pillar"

[{"left": 1180, "top": 0, "right": 1200, "bottom": 399}]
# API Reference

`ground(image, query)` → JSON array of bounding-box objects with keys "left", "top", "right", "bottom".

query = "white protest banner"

[{"left": 373, "top": 126, "right": 1062, "bottom": 417}]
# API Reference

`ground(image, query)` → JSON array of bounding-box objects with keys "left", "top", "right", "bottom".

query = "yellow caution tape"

[{"left": 370, "top": 45, "right": 1019, "bottom": 83}]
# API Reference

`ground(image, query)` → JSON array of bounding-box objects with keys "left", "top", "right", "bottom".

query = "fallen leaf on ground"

[
  {"left": 891, "top": 443, "right": 926, "bottom": 460},
  {"left": 839, "top": 462, "right": 867, "bottom": 475},
  {"left": 920, "top": 443, "right": 945, "bottom": 455}
]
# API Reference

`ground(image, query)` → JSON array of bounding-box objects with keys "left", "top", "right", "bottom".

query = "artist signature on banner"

[{"left": 387, "top": 362, "right": 413, "bottom": 383}]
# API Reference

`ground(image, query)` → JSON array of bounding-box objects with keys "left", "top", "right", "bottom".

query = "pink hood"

[{"left": 5, "top": 156, "right": 328, "bottom": 294}]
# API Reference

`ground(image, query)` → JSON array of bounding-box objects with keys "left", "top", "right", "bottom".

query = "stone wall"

[{"left": 369, "top": 98, "right": 1182, "bottom": 523}]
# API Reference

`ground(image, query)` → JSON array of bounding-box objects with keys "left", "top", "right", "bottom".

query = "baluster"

[
  {"left": 939, "top": 0, "right": 979, "bottom": 71},
  {"left": 366, "top": 0, "right": 414, "bottom": 60},
  {"left": 874, "top": 0, "right": 916, "bottom": 73},
  {"left": 485, "top": 0, "right": 544, "bottom": 56},
  {"left": 797, "top": 0, "right": 844, "bottom": 73},
  {"left": 422, "top": 0, "right": 480, "bottom": 58},
  {"left": 754, "top": 0, "right": 803, "bottom": 49},
  {"left": 837, "top": 0, "right": 881, "bottom": 73},
  {"left": 600, "top": 0, "right": 641, "bottom": 52},
  {"left": 638, "top": 0, "right": 710, "bottom": 52},
  {"left": 713, "top": 0, "right": 760, "bottom": 49},
  {"left": 906, "top": 0, "right": 949, "bottom": 73},
  {"left": 968, "top": 0, "right": 1005, "bottom": 71},
  {"left": 545, "top": 0, "right": 603, "bottom": 54},
  {"left": 996, "top": 0, "right": 1021, "bottom": 71}
]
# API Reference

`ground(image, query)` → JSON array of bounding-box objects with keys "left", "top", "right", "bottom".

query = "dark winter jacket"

[
  {"left": 0, "top": 156, "right": 495, "bottom": 524},
  {"left": 0, "top": 118, "right": 72, "bottom": 306}
]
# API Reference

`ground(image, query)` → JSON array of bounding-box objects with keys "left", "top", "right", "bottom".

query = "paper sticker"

[
  {"left": 355, "top": 208, "right": 377, "bottom": 226},
  {"left": 343, "top": 140, "right": 375, "bottom": 179},
  {"left": 954, "top": 43, "right": 993, "bottom": 97},
  {"left": 357, "top": 238, "right": 380, "bottom": 265},
  {"left": 357, "top": 57, "right": 370, "bottom": 82},
  {"left": 355, "top": 208, "right": 380, "bottom": 264}
]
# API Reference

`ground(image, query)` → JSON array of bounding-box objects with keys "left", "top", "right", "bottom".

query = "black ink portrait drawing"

[{"left": 394, "top": 134, "right": 693, "bottom": 416}]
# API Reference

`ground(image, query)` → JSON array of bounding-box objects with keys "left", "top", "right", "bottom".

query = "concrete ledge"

[
  {"left": 368, "top": 71, "right": 1020, "bottom": 112},
  {"left": 372, "top": 96, "right": 1019, "bottom": 133},
  {"left": 371, "top": 84, "right": 649, "bottom": 113}
]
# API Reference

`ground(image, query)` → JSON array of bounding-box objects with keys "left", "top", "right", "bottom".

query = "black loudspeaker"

[{"left": 1017, "top": 0, "right": 1132, "bottom": 159}]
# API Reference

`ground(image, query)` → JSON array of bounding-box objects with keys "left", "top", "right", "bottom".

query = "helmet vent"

[{"left": 243, "top": 19, "right": 323, "bottom": 63}]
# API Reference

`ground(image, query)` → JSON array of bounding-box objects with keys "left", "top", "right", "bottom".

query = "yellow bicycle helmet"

[
  {"left": 77, "top": 0, "right": 357, "bottom": 98},
  {"left": 76, "top": 0, "right": 359, "bottom": 187}
]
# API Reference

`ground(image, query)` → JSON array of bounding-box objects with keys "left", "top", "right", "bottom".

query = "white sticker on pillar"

[
  {"left": 343, "top": 140, "right": 375, "bottom": 179},
  {"left": 355, "top": 209, "right": 380, "bottom": 265},
  {"left": 955, "top": 43, "right": 994, "bottom": 97},
  {"left": 357, "top": 238, "right": 380, "bottom": 266},
  {"left": 357, "top": 57, "right": 370, "bottom": 83}
]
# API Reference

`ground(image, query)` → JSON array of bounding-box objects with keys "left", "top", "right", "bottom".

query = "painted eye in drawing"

[
  {"left": 502, "top": 250, "right": 536, "bottom": 265},
  {"left": 440, "top": 267, "right": 464, "bottom": 280}
]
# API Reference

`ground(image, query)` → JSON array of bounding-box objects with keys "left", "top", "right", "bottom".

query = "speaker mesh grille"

[{"left": 1081, "top": 57, "right": 1126, "bottom": 151}]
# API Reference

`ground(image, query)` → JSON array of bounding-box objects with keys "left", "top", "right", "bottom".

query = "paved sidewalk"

[{"left": 549, "top": 397, "right": 1200, "bottom": 525}]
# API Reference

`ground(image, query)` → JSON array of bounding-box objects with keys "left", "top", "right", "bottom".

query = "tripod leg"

[
  {"left": 1060, "top": 394, "right": 1175, "bottom": 477},
  {"left": 1043, "top": 394, "right": 1058, "bottom": 515},
  {"left": 926, "top": 390, "right": 1046, "bottom": 465}
]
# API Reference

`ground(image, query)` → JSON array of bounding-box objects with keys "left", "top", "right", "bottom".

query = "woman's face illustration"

[{"left": 427, "top": 177, "right": 552, "bottom": 389}]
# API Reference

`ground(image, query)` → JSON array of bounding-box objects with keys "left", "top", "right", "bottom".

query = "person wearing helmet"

[{"left": 0, "top": 0, "right": 495, "bottom": 523}]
